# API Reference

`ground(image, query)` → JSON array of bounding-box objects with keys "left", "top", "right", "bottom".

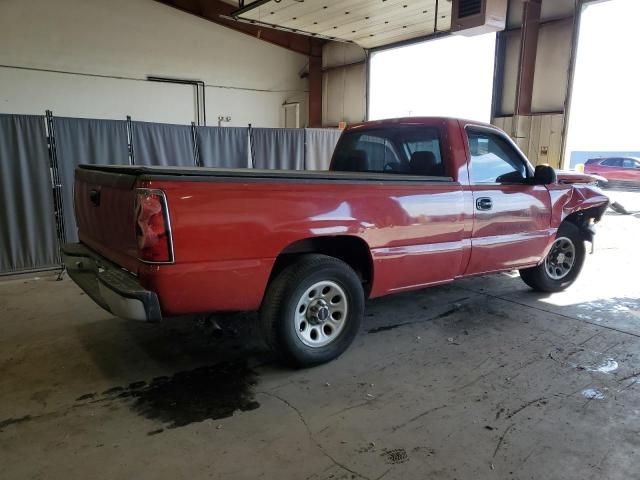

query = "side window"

[
  {"left": 467, "top": 130, "right": 528, "bottom": 184},
  {"left": 622, "top": 158, "right": 639, "bottom": 169},
  {"left": 602, "top": 158, "right": 622, "bottom": 167}
]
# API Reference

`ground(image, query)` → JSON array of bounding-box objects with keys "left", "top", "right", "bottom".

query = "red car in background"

[{"left": 584, "top": 157, "right": 640, "bottom": 187}]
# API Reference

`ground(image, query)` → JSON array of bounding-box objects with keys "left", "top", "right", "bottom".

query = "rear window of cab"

[{"left": 331, "top": 126, "right": 446, "bottom": 177}]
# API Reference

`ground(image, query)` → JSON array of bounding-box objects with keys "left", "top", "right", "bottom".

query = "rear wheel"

[
  {"left": 260, "top": 255, "right": 364, "bottom": 367},
  {"left": 519, "top": 222, "right": 586, "bottom": 293}
]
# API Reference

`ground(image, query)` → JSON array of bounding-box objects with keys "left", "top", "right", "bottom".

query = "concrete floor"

[{"left": 1, "top": 196, "right": 639, "bottom": 480}]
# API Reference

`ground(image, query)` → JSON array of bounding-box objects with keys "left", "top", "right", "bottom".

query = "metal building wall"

[
  {"left": 322, "top": 43, "right": 368, "bottom": 127},
  {"left": 492, "top": 0, "right": 577, "bottom": 168}
]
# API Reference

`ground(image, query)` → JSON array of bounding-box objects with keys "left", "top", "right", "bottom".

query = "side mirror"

[{"left": 533, "top": 165, "right": 557, "bottom": 185}]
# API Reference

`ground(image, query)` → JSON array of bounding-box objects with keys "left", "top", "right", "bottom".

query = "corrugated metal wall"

[
  {"left": 492, "top": 0, "right": 577, "bottom": 169},
  {"left": 322, "top": 43, "right": 367, "bottom": 127},
  {"left": 493, "top": 114, "right": 564, "bottom": 168}
]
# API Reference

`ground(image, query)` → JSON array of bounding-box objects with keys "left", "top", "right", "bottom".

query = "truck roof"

[{"left": 346, "top": 116, "right": 495, "bottom": 131}]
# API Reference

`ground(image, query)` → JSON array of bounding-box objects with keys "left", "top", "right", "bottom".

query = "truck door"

[{"left": 464, "top": 126, "right": 553, "bottom": 275}]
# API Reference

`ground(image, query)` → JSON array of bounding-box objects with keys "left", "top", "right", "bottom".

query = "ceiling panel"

[{"left": 230, "top": 0, "right": 453, "bottom": 49}]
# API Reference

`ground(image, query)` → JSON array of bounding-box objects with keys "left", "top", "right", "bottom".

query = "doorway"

[
  {"left": 565, "top": 0, "right": 640, "bottom": 177},
  {"left": 369, "top": 33, "right": 497, "bottom": 122}
]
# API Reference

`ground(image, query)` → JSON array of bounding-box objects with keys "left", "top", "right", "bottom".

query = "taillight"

[{"left": 135, "top": 189, "right": 174, "bottom": 264}]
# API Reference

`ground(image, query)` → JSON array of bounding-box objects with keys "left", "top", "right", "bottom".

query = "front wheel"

[
  {"left": 260, "top": 254, "right": 364, "bottom": 367},
  {"left": 519, "top": 222, "right": 586, "bottom": 293}
]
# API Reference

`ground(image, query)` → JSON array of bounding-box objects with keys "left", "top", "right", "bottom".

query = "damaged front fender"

[
  {"left": 548, "top": 183, "right": 610, "bottom": 228},
  {"left": 547, "top": 183, "right": 609, "bottom": 253}
]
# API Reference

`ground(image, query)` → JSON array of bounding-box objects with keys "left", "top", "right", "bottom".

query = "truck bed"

[{"left": 73, "top": 164, "right": 466, "bottom": 315}]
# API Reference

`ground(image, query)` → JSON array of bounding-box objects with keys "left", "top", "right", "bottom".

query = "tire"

[
  {"left": 519, "top": 222, "right": 586, "bottom": 293},
  {"left": 260, "top": 254, "right": 364, "bottom": 367}
]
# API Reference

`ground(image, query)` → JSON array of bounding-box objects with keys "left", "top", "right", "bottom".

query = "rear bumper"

[{"left": 62, "top": 243, "right": 162, "bottom": 322}]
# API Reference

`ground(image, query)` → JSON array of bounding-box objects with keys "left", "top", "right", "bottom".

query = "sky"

[
  {"left": 565, "top": 0, "right": 640, "bottom": 154},
  {"left": 369, "top": 32, "right": 496, "bottom": 122}
]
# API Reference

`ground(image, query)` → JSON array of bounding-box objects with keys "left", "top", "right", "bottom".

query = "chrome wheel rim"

[
  {"left": 295, "top": 281, "right": 348, "bottom": 348},
  {"left": 545, "top": 236, "right": 576, "bottom": 280}
]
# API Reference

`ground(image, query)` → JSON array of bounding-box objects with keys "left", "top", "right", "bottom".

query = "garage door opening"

[
  {"left": 369, "top": 33, "right": 497, "bottom": 122},
  {"left": 565, "top": 0, "right": 640, "bottom": 194}
]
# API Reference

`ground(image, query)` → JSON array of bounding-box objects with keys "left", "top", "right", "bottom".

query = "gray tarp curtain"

[
  {"left": 251, "top": 128, "right": 304, "bottom": 170},
  {"left": 0, "top": 114, "right": 59, "bottom": 273},
  {"left": 132, "top": 121, "right": 195, "bottom": 167},
  {"left": 305, "top": 128, "right": 342, "bottom": 170},
  {"left": 197, "top": 126, "right": 248, "bottom": 168},
  {"left": 55, "top": 117, "right": 129, "bottom": 242},
  {"left": 0, "top": 114, "right": 343, "bottom": 274}
]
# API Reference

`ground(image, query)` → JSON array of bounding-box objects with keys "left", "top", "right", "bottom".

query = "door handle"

[{"left": 476, "top": 197, "right": 493, "bottom": 211}]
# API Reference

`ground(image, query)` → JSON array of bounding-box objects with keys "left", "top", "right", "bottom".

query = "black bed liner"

[{"left": 77, "top": 164, "right": 456, "bottom": 184}]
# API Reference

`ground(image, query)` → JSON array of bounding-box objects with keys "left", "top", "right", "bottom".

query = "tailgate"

[{"left": 74, "top": 167, "right": 140, "bottom": 273}]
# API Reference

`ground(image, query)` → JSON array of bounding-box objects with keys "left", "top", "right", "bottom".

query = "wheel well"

[
  {"left": 270, "top": 236, "right": 374, "bottom": 295},
  {"left": 563, "top": 204, "right": 608, "bottom": 242},
  {"left": 564, "top": 204, "right": 607, "bottom": 228}
]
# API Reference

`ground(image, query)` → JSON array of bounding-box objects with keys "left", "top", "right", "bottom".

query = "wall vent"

[
  {"left": 452, "top": 0, "right": 508, "bottom": 36},
  {"left": 457, "top": 0, "right": 483, "bottom": 19}
]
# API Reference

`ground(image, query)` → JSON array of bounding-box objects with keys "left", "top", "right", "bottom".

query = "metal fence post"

[
  {"left": 44, "top": 110, "right": 66, "bottom": 278},
  {"left": 248, "top": 123, "right": 255, "bottom": 168},
  {"left": 126, "top": 115, "right": 135, "bottom": 165},
  {"left": 191, "top": 121, "right": 201, "bottom": 167}
]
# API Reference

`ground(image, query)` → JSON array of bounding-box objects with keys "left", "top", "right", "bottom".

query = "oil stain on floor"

[
  {"left": 1, "top": 361, "right": 260, "bottom": 436},
  {"left": 76, "top": 360, "right": 260, "bottom": 433}
]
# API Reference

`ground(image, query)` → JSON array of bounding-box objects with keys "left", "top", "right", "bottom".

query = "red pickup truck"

[{"left": 63, "top": 118, "right": 609, "bottom": 366}]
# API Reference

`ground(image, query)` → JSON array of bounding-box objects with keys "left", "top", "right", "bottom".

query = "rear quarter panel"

[{"left": 138, "top": 179, "right": 466, "bottom": 315}]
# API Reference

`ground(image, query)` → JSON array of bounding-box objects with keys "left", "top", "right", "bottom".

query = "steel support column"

[
  {"left": 308, "top": 56, "right": 322, "bottom": 128},
  {"left": 515, "top": 0, "right": 542, "bottom": 115}
]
